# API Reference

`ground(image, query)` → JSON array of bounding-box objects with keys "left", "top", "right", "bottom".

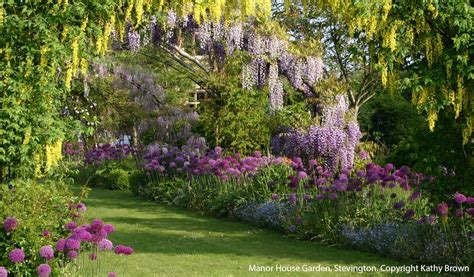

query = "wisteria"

[
  {"left": 268, "top": 64, "right": 284, "bottom": 113},
  {"left": 271, "top": 94, "right": 361, "bottom": 172}
]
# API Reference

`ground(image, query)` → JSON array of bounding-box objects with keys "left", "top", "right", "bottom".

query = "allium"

[
  {"left": 8, "top": 248, "right": 25, "bottom": 263},
  {"left": 436, "top": 202, "right": 449, "bottom": 216},
  {"left": 90, "top": 219, "right": 104, "bottom": 232},
  {"left": 37, "top": 264, "right": 52, "bottom": 277},
  {"left": 99, "top": 239, "right": 114, "bottom": 251},
  {"left": 358, "top": 151, "right": 368, "bottom": 159},
  {"left": 89, "top": 253, "right": 97, "bottom": 260},
  {"left": 42, "top": 230, "right": 51, "bottom": 237},
  {"left": 297, "top": 171, "right": 308, "bottom": 179},
  {"left": 393, "top": 200, "right": 405, "bottom": 210},
  {"left": 403, "top": 209, "right": 415, "bottom": 220},
  {"left": 56, "top": 238, "right": 66, "bottom": 252},
  {"left": 0, "top": 267, "right": 7, "bottom": 277},
  {"left": 328, "top": 193, "right": 338, "bottom": 200},
  {"left": 288, "top": 193, "right": 297, "bottom": 204},
  {"left": 3, "top": 217, "right": 18, "bottom": 232},
  {"left": 467, "top": 208, "right": 474, "bottom": 217},
  {"left": 108, "top": 272, "right": 117, "bottom": 277},
  {"left": 65, "top": 238, "right": 81, "bottom": 250},
  {"left": 39, "top": 246, "right": 54, "bottom": 260},
  {"left": 409, "top": 191, "right": 421, "bottom": 201},
  {"left": 271, "top": 194, "right": 280, "bottom": 201},
  {"left": 67, "top": 250, "right": 78, "bottom": 260},
  {"left": 466, "top": 197, "right": 474, "bottom": 204},
  {"left": 454, "top": 192, "right": 467, "bottom": 204},
  {"left": 65, "top": 221, "right": 78, "bottom": 231},
  {"left": 455, "top": 208, "right": 463, "bottom": 218},
  {"left": 103, "top": 224, "right": 116, "bottom": 234},
  {"left": 77, "top": 203, "right": 87, "bottom": 212},
  {"left": 114, "top": 245, "right": 134, "bottom": 255}
]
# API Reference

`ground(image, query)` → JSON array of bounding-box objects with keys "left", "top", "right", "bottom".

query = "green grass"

[{"left": 77, "top": 187, "right": 402, "bottom": 276}]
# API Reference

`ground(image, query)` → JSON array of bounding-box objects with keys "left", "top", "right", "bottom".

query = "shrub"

[
  {"left": 106, "top": 169, "right": 130, "bottom": 191},
  {"left": 0, "top": 179, "right": 74, "bottom": 275},
  {"left": 129, "top": 170, "right": 148, "bottom": 196}
]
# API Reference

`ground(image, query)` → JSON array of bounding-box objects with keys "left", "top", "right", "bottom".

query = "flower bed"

[
  {"left": 0, "top": 179, "right": 133, "bottom": 276},
  {"left": 130, "top": 140, "right": 473, "bottom": 266}
]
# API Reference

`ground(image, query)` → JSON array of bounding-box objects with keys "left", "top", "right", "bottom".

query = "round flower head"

[
  {"left": 455, "top": 208, "right": 463, "bottom": 218},
  {"left": 271, "top": 194, "right": 279, "bottom": 201},
  {"left": 288, "top": 225, "right": 297, "bottom": 233},
  {"left": 3, "top": 217, "right": 18, "bottom": 232},
  {"left": 103, "top": 224, "right": 116, "bottom": 234},
  {"left": 99, "top": 239, "right": 114, "bottom": 251},
  {"left": 467, "top": 208, "right": 474, "bottom": 217},
  {"left": 288, "top": 193, "right": 297, "bottom": 204},
  {"left": 0, "top": 267, "right": 7, "bottom": 277},
  {"left": 89, "top": 253, "right": 97, "bottom": 260},
  {"left": 114, "top": 245, "right": 134, "bottom": 255},
  {"left": 393, "top": 200, "right": 405, "bottom": 210},
  {"left": 9, "top": 248, "right": 25, "bottom": 263},
  {"left": 437, "top": 202, "right": 449, "bottom": 216},
  {"left": 409, "top": 191, "right": 421, "bottom": 201},
  {"left": 454, "top": 192, "right": 467, "bottom": 204},
  {"left": 39, "top": 246, "right": 54, "bottom": 260},
  {"left": 65, "top": 238, "right": 81, "bottom": 250},
  {"left": 297, "top": 171, "right": 307, "bottom": 179},
  {"left": 67, "top": 250, "right": 78, "bottom": 260},
  {"left": 65, "top": 221, "right": 78, "bottom": 231},
  {"left": 108, "top": 272, "right": 117, "bottom": 277},
  {"left": 403, "top": 209, "right": 415, "bottom": 220},
  {"left": 42, "top": 230, "right": 51, "bottom": 237},
  {"left": 56, "top": 238, "right": 66, "bottom": 252},
  {"left": 37, "top": 264, "right": 52, "bottom": 277},
  {"left": 77, "top": 203, "right": 87, "bottom": 212}
]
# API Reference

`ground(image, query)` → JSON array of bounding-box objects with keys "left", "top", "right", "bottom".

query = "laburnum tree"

[
  {"left": 0, "top": 0, "right": 272, "bottom": 179},
  {"left": 283, "top": 0, "right": 473, "bottom": 145}
]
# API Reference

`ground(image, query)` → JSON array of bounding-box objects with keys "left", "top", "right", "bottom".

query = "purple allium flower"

[
  {"left": 358, "top": 151, "right": 368, "bottom": 159},
  {"left": 77, "top": 203, "right": 87, "bottom": 212},
  {"left": 409, "top": 191, "right": 421, "bottom": 201},
  {"left": 455, "top": 208, "right": 463, "bottom": 218},
  {"left": 399, "top": 166, "right": 411, "bottom": 175},
  {"left": 108, "top": 272, "right": 117, "bottom": 277},
  {"left": 3, "top": 217, "right": 18, "bottom": 232},
  {"left": 65, "top": 221, "right": 78, "bottom": 231},
  {"left": 65, "top": 239, "right": 81, "bottom": 250},
  {"left": 288, "top": 193, "right": 297, "bottom": 204},
  {"left": 8, "top": 248, "right": 25, "bottom": 263},
  {"left": 89, "top": 253, "right": 97, "bottom": 260},
  {"left": 295, "top": 216, "right": 303, "bottom": 225},
  {"left": 303, "top": 194, "right": 312, "bottom": 202},
  {"left": 42, "top": 230, "right": 51, "bottom": 237},
  {"left": 39, "top": 246, "right": 54, "bottom": 260},
  {"left": 99, "top": 239, "right": 113, "bottom": 251},
  {"left": 467, "top": 208, "right": 474, "bottom": 217},
  {"left": 288, "top": 225, "right": 297, "bottom": 233},
  {"left": 316, "top": 194, "right": 325, "bottom": 200},
  {"left": 466, "top": 197, "right": 474, "bottom": 204},
  {"left": 56, "top": 238, "right": 66, "bottom": 252},
  {"left": 403, "top": 209, "right": 415, "bottom": 220},
  {"left": 393, "top": 200, "right": 405, "bottom": 210},
  {"left": 309, "top": 159, "right": 318, "bottom": 167},
  {"left": 437, "top": 202, "right": 449, "bottom": 216},
  {"left": 454, "top": 192, "right": 467, "bottom": 204},
  {"left": 0, "top": 267, "right": 7, "bottom": 277},
  {"left": 384, "top": 163, "right": 394, "bottom": 172},
  {"left": 37, "top": 264, "right": 51, "bottom": 277},
  {"left": 271, "top": 194, "right": 279, "bottom": 201},
  {"left": 297, "top": 171, "right": 307, "bottom": 179},
  {"left": 67, "top": 250, "right": 78, "bottom": 260},
  {"left": 103, "top": 224, "right": 116, "bottom": 234},
  {"left": 114, "top": 245, "right": 134, "bottom": 255}
]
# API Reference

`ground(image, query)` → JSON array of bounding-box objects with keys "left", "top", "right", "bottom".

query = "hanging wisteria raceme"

[
  {"left": 271, "top": 94, "right": 361, "bottom": 173},
  {"left": 226, "top": 23, "right": 244, "bottom": 55},
  {"left": 268, "top": 64, "right": 284, "bottom": 114}
]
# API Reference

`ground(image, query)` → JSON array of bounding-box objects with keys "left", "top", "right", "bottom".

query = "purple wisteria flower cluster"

[
  {"left": 272, "top": 95, "right": 361, "bottom": 172},
  {"left": 84, "top": 144, "right": 135, "bottom": 165},
  {"left": 1, "top": 202, "right": 133, "bottom": 276},
  {"left": 144, "top": 137, "right": 280, "bottom": 181}
]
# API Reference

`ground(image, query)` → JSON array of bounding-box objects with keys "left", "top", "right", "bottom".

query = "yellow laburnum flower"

[
  {"left": 0, "top": 6, "right": 4, "bottom": 26},
  {"left": 40, "top": 46, "right": 49, "bottom": 68},
  {"left": 33, "top": 151, "right": 43, "bottom": 177},
  {"left": 45, "top": 139, "right": 63, "bottom": 172},
  {"left": 23, "top": 128, "right": 31, "bottom": 145},
  {"left": 135, "top": 0, "right": 144, "bottom": 25},
  {"left": 428, "top": 109, "right": 438, "bottom": 132}
]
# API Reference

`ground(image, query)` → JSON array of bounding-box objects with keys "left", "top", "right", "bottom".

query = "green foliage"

[
  {"left": 198, "top": 54, "right": 271, "bottom": 154},
  {"left": 106, "top": 169, "right": 131, "bottom": 191},
  {"left": 0, "top": 179, "right": 76, "bottom": 275}
]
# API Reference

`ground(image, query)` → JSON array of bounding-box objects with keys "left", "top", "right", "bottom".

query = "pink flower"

[
  {"left": 39, "top": 246, "right": 54, "bottom": 260},
  {"left": 89, "top": 253, "right": 97, "bottom": 260},
  {"left": 108, "top": 273, "right": 117, "bottom": 277},
  {"left": 37, "top": 264, "right": 51, "bottom": 277},
  {"left": 65, "top": 221, "right": 78, "bottom": 231},
  {"left": 454, "top": 192, "right": 467, "bottom": 204},
  {"left": 67, "top": 250, "right": 78, "bottom": 260},
  {"left": 42, "top": 230, "right": 51, "bottom": 237},
  {"left": 114, "top": 245, "right": 134, "bottom": 255},
  {"left": 467, "top": 208, "right": 474, "bottom": 217},
  {"left": 455, "top": 208, "right": 463, "bottom": 218},
  {"left": 297, "top": 171, "right": 307, "bottom": 179},
  {"left": 99, "top": 239, "right": 113, "bottom": 251},
  {"left": 0, "top": 267, "right": 7, "bottom": 277},
  {"left": 56, "top": 238, "right": 66, "bottom": 252},
  {"left": 9, "top": 248, "right": 25, "bottom": 263},
  {"left": 77, "top": 203, "right": 87, "bottom": 212},
  {"left": 437, "top": 202, "right": 449, "bottom": 216},
  {"left": 65, "top": 238, "right": 81, "bottom": 250},
  {"left": 3, "top": 217, "right": 18, "bottom": 232}
]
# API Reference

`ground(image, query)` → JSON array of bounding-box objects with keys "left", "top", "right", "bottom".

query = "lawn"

[{"left": 76, "top": 187, "right": 402, "bottom": 276}]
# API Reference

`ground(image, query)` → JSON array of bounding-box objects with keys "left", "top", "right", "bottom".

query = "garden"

[{"left": 0, "top": 1, "right": 473, "bottom": 276}]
